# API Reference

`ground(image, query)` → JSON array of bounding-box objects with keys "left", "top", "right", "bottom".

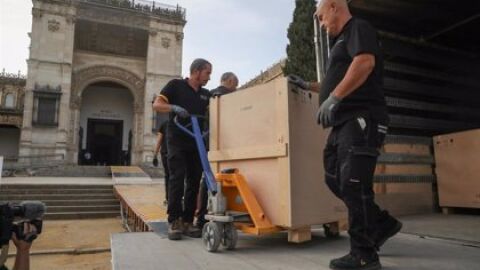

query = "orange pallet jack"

[{"left": 175, "top": 116, "right": 280, "bottom": 252}]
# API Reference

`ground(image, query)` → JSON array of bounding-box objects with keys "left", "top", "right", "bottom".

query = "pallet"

[{"left": 287, "top": 219, "right": 347, "bottom": 243}]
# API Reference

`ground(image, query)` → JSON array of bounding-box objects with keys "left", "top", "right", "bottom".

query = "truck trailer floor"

[{"left": 111, "top": 223, "right": 480, "bottom": 270}]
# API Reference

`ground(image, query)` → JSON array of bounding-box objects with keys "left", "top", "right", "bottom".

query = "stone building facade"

[
  {"left": 19, "top": 0, "right": 186, "bottom": 165},
  {"left": 0, "top": 71, "right": 26, "bottom": 158}
]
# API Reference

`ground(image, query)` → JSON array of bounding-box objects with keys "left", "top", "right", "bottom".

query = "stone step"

[
  {"left": 44, "top": 211, "right": 119, "bottom": 220},
  {"left": 5, "top": 199, "right": 120, "bottom": 207},
  {"left": 1, "top": 193, "right": 116, "bottom": 201},
  {"left": 33, "top": 166, "right": 112, "bottom": 177},
  {"left": 0, "top": 184, "right": 113, "bottom": 190},
  {"left": 46, "top": 205, "right": 120, "bottom": 213},
  {"left": 0, "top": 188, "right": 114, "bottom": 195}
]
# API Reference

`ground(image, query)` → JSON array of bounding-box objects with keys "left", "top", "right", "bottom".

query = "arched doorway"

[
  {"left": 69, "top": 65, "right": 145, "bottom": 165},
  {"left": 0, "top": 125, "right": 20, "bottom": 158},
  {"left": 78, "top": 81, "right": 134, "bottom": 166}
]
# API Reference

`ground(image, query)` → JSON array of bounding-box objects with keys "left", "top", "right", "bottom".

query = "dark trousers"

[
  {"left": 167, "top": 144, "right": 203, "bottom": 223},
  {"left": 160, "top": 152, "right": 169, "bottom": 201},
  {"left": 324, "top": 117, "right": 391, "bottom": 258}
]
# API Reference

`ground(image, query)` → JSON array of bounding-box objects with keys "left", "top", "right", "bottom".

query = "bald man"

[{"left": 288, "top": 1, "right": 401, "bottom": 269}]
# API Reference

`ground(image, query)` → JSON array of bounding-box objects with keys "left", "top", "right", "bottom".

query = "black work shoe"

[
  {"left": 329, "top": 253, "right": 381, "bottom": 270},
  {"left": 168, "top": 219, "right": 183, "bottom": 240},
  {"left": 374, "top": 219, "right": 402, "bottom": 250},
  {"left": 195, "top": 218, "right": 206, "bottom": 230},
  {"left": 183, "top": 222, "right": 202, "bottom": 238}
]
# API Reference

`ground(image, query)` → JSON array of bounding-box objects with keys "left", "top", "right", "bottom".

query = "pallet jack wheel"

[
  {"left": 222, "top": 223, "right": 238, "bottom": 250},
  {"left": 203, "top": 221, "right": 222, "bottom": 252},
  {"left": 323, "top": 223, "right": 340, "bottom": 238}
]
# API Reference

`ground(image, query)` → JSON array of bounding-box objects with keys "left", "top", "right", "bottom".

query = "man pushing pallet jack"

[{"left": 174, "top": 115, "right": 280, "bottom": 252}]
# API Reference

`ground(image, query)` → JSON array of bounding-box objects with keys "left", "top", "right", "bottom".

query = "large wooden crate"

[
  {"left": 434, "top": 129, "right": 480, "bottom": 209},
  {"left": 208, "top": 78, "right": 346, "bottom": 229}
]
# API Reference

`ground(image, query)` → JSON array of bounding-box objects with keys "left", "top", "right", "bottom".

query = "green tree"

[{"left": 283, "top": 0, "right": 317, "bottom": 81}]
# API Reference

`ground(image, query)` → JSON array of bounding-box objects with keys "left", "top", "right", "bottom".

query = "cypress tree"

[{"left": 283, "top": 0, "right": 317, "bottom": 81}]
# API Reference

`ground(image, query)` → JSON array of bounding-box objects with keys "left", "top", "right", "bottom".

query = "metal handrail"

[{"left": 76, "top": 0, "right": 186, "bottom": 20}]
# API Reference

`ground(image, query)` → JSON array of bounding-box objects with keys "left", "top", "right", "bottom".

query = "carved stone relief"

[
  {"left": 175, "top": 32, "right": 184, "bottom": 42},
  {"left": 77, "top": 5, "right": 149, "bottom": 30},
  {"left": 161, "top": 37, "right": 171, "bottom": 48},
  {"left": 66, "top": 15, "right": 76, "bottom": 25},
  {"left": 32, "top": 9, "right": 43, "bottom": 19},
  {"left": 48, "top": 19, "right": 61, "bottom": 32}
]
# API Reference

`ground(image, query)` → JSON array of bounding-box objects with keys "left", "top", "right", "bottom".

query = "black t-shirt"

[
  {"left": 210, "top": 86, "right": 234, "bottom": 97},
  {"left": 319, "top": 17, "right": 388, "bottom": 126},
  {"left": 158, "top": 121, "right": 168, "bottom": 155},
  {"left": 159, "top": 79, "right": 210, "bottom": 149}
]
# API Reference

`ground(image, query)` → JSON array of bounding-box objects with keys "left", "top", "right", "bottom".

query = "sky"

[{"left": 0, "top": 0, "right": 296, "bottom": 88}]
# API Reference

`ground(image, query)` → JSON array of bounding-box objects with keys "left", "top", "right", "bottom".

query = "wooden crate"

[
  {"left": 209, "top": 77, "right": 346, "bottom": 229},
  {"left": 373, "top": 139, "right": 435, "bottom": 216},
  {"left": 434, "top": 129, "right": 480, "bottom": 209}
]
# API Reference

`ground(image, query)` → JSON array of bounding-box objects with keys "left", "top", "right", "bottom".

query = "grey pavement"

[
  {"left": 400, "top": 214, "right": 480, "bottom": 243},
  {"left": 111, "top": 226, "right": 480, "bottom": 270}
]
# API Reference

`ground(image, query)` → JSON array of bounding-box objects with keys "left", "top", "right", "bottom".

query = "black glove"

[
  {"left": 152, "top": 156, "right": 159, "bottom": 167},
  {"left": 317, "top": 94, "right": 341, "bottom": 127},
  {"left": 171, "top": 105, "right": 190, "bottom": 118},
  {"left": 287, "top": 74, "right": 310, "bottom": 90}
]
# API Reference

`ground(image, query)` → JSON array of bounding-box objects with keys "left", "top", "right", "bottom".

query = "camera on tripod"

[{"left": 0, "top": 201, "right": 46, "bottom": 266}]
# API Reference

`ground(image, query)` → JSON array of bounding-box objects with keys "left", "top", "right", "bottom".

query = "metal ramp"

[
  {"left": 111, "top": 166, "right": 152, "bottom": 184},
  {"left": 111, "top": 166, "right": 166, "bottom": 232}
]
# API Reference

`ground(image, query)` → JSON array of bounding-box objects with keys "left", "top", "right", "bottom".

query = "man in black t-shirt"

[
  {"left": 288, "top": 1, "right": 401, "bottom": 269},
  {"left": 153, "top": 58, "right": 212, "bottom": 240}
]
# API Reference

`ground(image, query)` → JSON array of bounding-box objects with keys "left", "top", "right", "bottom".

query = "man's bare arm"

[{"left": 331, "top": 53, "right": 375, "bottom": 99}]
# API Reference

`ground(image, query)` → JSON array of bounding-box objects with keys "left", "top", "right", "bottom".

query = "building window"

[
  {"left": 4, "top": 93, "right": 15, "bottom": 108},
  {"left": 32, "top": 92, "right": 61, "bottom": 127}
]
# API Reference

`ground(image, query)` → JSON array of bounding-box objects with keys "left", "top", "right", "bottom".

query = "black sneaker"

[
  {"left": 168, "top": 219, "right": 183, "bottom": 240},
  {"left": 183, "top": 222, "right": 202, "bottom": 238},
  {"left": 329, "top": 253, "right": 381, "bottom": 270},
  {"left": 195, "top": 218, "right": 206, "bottom": 230},
  {"left": 374, "top": 219, "right": 402, "bottom": 250}
]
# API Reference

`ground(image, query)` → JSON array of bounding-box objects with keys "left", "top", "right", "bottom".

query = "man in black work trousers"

[
  {"left": 195, "top": 71, "right": 239, "bottom": 229},
  {"left": 153, "top": 59, "right": 212, "bottom": 240},
  {"left": 288, "top": 0, "right": 402, "bottom": 269}
]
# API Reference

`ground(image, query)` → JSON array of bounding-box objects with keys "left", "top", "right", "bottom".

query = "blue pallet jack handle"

[{"left": 174, "top": 115, "right": 218, "bottom": 194}]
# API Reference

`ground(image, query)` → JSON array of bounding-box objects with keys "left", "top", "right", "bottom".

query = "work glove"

[
  {"left": 152, "top": 156, "right": 159, "bottom": 167},
  {"left": 317, "top": 94, "right": 341, "bottom": 127},
  {"left": 287, "top": 74, "right": 310, "bottom": 90},
  {"left": 171, "top": 105, "right": 190, "bottom": 118}
]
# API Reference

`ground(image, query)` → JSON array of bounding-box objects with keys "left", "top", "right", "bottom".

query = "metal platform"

[{"left": 111, "top": 227, "right": 480, "bottom": 270}]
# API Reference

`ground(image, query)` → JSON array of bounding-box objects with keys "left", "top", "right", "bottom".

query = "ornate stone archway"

[{"left": 67, "top": 65, "right": 146, "bottom": 164}]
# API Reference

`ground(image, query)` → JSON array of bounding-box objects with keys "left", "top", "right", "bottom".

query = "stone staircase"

[{"left": 0, "top": 184, "right": 120, "bottom": 219}]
